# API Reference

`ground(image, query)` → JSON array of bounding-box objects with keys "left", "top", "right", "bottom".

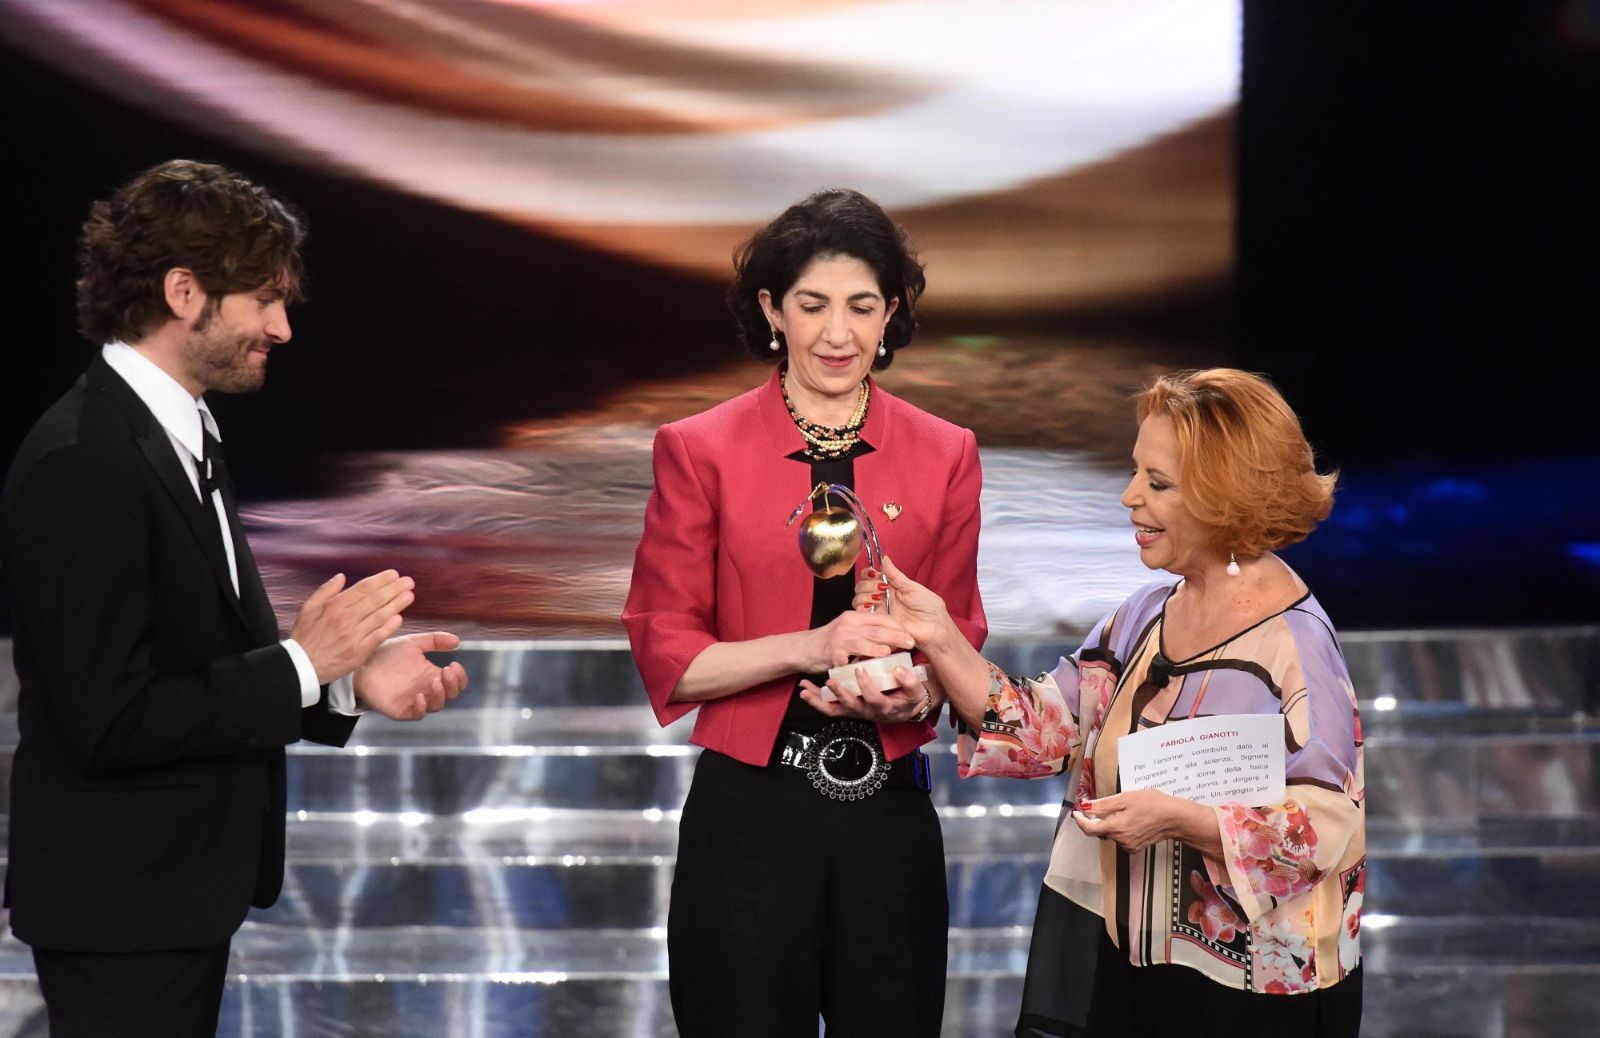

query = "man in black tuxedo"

[{"left": 0, "top": 159, "right": 468, "bottom": 1036}]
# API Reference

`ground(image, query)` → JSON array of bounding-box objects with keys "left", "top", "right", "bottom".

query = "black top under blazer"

[{"left": 1, "top": 355, "right": 356, "bottom": 952}]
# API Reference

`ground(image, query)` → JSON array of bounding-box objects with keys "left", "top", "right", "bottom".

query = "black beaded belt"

[{"left": 772, "top": 720, "right": 932, "bottom": 800}]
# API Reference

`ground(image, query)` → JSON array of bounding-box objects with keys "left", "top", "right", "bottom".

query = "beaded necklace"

[{"left": 781, "top": 372, "right": 871, "bottom": 460}]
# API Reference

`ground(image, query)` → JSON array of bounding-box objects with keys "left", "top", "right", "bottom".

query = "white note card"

[{"left": 1117, "top": 713, "right": 1285, "bottom": 807}]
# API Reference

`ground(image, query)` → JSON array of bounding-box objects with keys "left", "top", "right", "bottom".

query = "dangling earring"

[
  {"left": 769, "top": 328, "right": 780, "bottom": 352},
  {"left": 1226, "top": 552, "right": 1240, "bottom": 577},
  {"left": 876, "top": 338, "right": 887, "bottom": 358}
]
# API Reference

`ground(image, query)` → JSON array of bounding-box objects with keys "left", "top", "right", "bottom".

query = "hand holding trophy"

[{"left": 786, "top": 482, "right": 929, "bottom": 701}]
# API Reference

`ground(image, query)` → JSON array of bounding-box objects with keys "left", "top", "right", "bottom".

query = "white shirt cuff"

[
  {"left": 327, "top": 674, "right": 364, "bottom": 716},
  {"left": 280, "top": 640, "right": 366, "bottom": 715},
  {"left": 280, "top": 639, "right": 323, "bottom": 709}
]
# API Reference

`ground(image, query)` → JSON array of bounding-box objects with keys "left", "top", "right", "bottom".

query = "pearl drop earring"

[
  {"left": 1226, "top": 552, "right": 1240, "bottom": 577},
  {"left": 769, "top": 329, "right": 780, "bottom": 351}
]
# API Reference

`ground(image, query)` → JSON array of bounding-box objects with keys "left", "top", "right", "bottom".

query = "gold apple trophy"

[{"left": 785, "top": 482, "right": 927, "bottom": 701}]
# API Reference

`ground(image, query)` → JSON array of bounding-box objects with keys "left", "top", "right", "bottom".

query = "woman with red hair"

[{"left": 835, "top": 369, "right": 1364, "bottom": 1036}]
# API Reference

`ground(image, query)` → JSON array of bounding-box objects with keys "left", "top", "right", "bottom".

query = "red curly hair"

[{"left": 1136, "top": 368, "right": 1336, "bottom": 558}]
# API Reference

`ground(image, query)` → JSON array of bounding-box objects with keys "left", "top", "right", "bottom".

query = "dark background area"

[
  {"left": 3, "top": 1, "right": 1597, "bottom": 628},
  {"left": 0, "top": 39, "right": 735, "bottom": 482},
  {"left": 1236, "top": 1, "right": 1600, "bottom": 465}
]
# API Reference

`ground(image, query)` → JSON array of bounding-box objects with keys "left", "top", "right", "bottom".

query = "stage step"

[
  {"left": 3, "top": 812, "right": 1592, "bottom": 931},
  {"left": 3, "top": 628, "right": 1594, "bottom": 713},
  {"left": 0, "top": 916, "right": 1595, "bottom": 1037},
  {"left": 3, "top": 721, "right": 1594, "bottom": 819}
]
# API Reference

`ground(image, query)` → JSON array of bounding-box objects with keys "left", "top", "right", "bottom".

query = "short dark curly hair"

[
  {"left": 75, "top": 159, "right": 307, "bottom": 345},
  {"left": 726, "top": 188, "right": 925, "bottom": 369}
]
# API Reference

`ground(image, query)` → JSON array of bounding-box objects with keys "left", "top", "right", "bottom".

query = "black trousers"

[
  {"left": 668, "top": 748, "right": 949, "bottom": 1038},
  {"left": 32, "top": 940, "right": 232, "bottom": 1038}
]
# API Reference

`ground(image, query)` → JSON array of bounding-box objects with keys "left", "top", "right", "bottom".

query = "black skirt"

[{"left": 1016, "top": 884, "right": 1363, "bottom": 1038}]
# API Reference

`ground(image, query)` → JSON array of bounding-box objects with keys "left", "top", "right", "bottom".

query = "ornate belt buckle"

[{"left": 802, "top": 720, "right": 889, "bottom": 800}]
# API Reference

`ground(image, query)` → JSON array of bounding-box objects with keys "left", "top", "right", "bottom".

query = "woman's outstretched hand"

[{"left": 852, "top": 555, "right": 953, "bottom": 650}]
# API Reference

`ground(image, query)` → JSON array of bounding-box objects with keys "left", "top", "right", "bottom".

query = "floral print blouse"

[{"left": 959, "top": 578, "right": 1365, "bottom": 995}]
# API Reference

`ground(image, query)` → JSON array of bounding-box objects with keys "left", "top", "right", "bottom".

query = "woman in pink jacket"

[{"left": 622, "top": 189, "right": 986, "bottom": 1037}]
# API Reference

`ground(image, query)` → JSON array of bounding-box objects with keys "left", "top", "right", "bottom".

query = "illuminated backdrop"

[
  {"left": 2, "top": 1, "right": 1244, "bottom": 637},
  {"left": 2, "top": 1, "right": 1596, "bottom": 632},
  {"left": 1, "top": 0, "right": 1238, "bottom": 310}
]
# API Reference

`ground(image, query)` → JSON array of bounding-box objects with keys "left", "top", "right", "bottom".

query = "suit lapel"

[
  {"left": 221, "top": 480, "right": 282, "bottom": 643},
  {"left": 93, "top": 358, "right": 254, "bottom": 630}
]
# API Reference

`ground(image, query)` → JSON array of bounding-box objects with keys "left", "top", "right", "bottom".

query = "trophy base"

[{"left": 818, "top": 652, "right": 927, "bottom": 701}]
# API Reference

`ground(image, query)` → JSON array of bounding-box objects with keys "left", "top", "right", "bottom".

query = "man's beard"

[{"left": 188, "top": 311, "right": 267, "bottom": 394}]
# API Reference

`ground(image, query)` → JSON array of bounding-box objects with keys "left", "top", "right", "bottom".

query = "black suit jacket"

[{"left": 1, "top": 355, "right": 356, "bottom": 952}]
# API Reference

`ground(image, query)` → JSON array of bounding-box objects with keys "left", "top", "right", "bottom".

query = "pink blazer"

[{"left": 622, "top": 367, "right": 987, "bottom": 766}]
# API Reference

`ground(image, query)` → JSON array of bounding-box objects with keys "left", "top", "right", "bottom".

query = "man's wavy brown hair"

[
  {"left": 76, "top": 159, "right": 306, "bottom": 345},
  {"left": 1136, "top": 368, "right": 1337, "bottom": 558}
]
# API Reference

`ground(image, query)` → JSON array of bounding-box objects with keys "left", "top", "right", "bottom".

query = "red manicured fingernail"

[
  {"left": 877, "top": 582, "right": 889, "bottom": 590},
  {"left": 871, "top": 592, "right": 883, "bottom": 601}
]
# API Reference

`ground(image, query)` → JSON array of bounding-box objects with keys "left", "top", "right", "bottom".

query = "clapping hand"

[
  {"left": 353, "top": 632, "right": 468, "bottom": 721},
  {"left": 290, "top": 571, "right": 413, "bottom": 685}
]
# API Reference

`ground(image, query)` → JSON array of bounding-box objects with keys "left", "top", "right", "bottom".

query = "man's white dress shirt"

[{"left": 103, "top": 341, "right": 360, "bottom": 713}]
